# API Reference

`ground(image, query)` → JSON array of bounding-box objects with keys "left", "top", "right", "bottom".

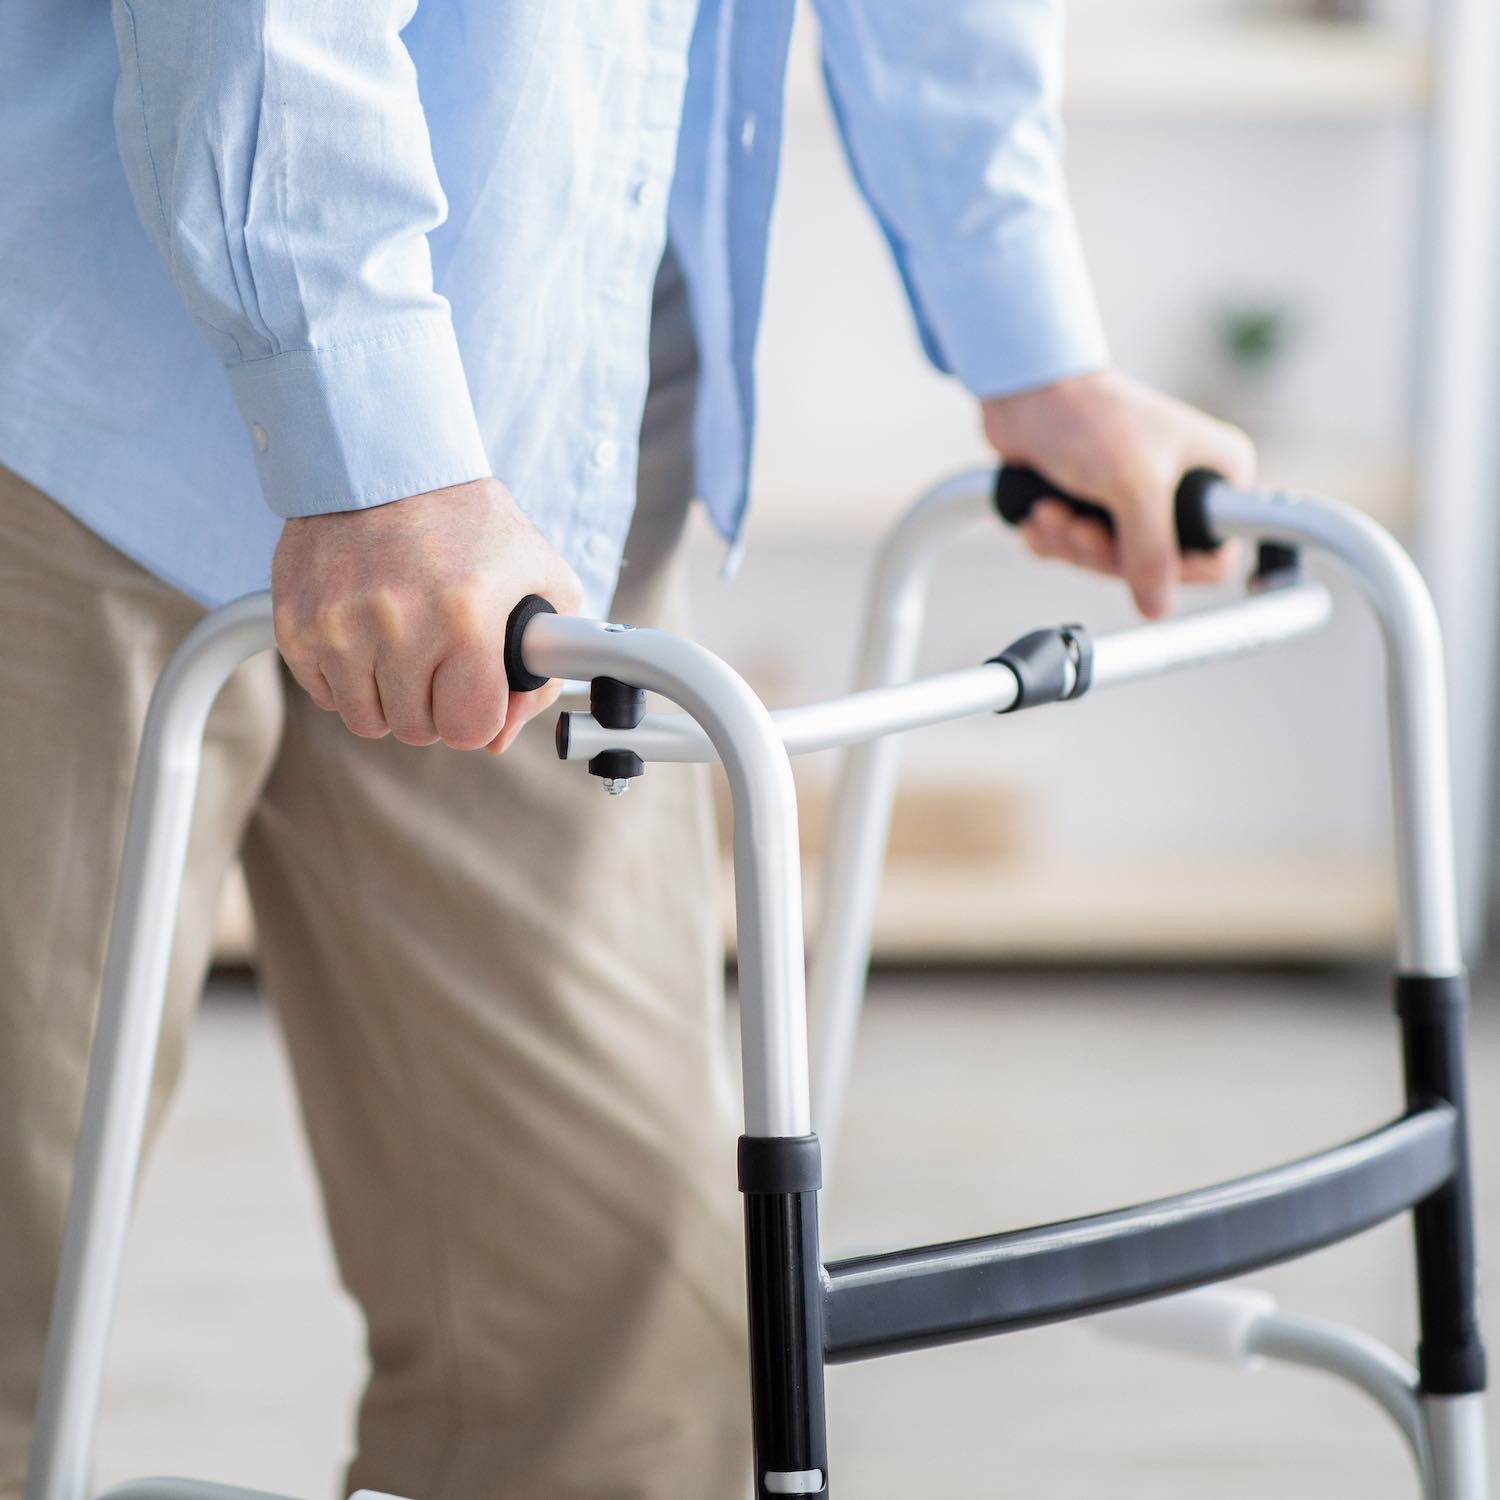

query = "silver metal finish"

[
  {"left": 809, "top": 472, "right": 994, "bottom": 1164},
  {"left": 763, "top": 1473, "right": 824, "bottom": 1496},
  {"left": 1090, "top": 581, "right": 1332, "bottom": 691},
  {"left": 26, "top": 597, "right": 277, "bottom": 1500},
  {"left": 1206, "top": 484, "right": 1464, "bottom": 976},
  {"left": 29, "top": 595, "right": 812, "bottom": 1500},
  {"left": 520, "top": 612, "right": 811, "bottom": 1140},
  {"left": 1424, "top": 1394, "right": 1490, "bottom": 1500},
  {"left": 559, "top": 580, "right": 1328, "bottom": 772},
  {"left": 1096, "top": 1287, "right": 1432, "bottom": 1490},
  {"left": 806, "top": 478, "right": 1334, "bottom": 1167},
  {"left": 1247, "top": 1313, "right": 1431, "bottom": 1490},
  {"left": 559, "top": 661, "right": 1021, "bottom": 764},
  {"left": 601, "top": 777, "right": 631, "bottom": 796},
  {"left": 26, "top": 470, "right": 1485, "bottom": 1500}
]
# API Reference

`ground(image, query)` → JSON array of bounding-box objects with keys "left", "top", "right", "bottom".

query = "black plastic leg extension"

[
  {"left": 1398, "top": 973, "right": 1487, "bottom": 1396},
  {"left": 739, "top": 1135, "right": 829, "bottom": 1498}
]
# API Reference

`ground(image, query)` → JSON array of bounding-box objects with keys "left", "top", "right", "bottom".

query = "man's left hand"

[{"left": 981, "top": 368, "right": 1257, "bottom": 620}]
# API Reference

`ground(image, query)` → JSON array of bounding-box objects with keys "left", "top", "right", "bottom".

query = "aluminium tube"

[{"left": 26, "top": 597, "right": 277, "bottom": 1500}]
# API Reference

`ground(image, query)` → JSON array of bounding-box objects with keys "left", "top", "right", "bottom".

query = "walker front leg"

[
  {"left": 26, "top": 597, "right": 277, "bottom": 1500},
  {"left": 1210, "top": 485, "right": 1488, "bottom": 1500},
  {"left": 809, "top": 472, "right": 993, "bottom": 1169},
  {"left": 522, "top": 615, "right": 830, "bottom": 1497}
]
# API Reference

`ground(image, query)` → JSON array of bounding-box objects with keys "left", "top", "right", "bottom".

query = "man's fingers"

[
  {"left": 432, "top": 642, "right": 508, "bottom": 751},
  {"left": 1182, "top": 538, "right": 1243, "bottom": 586},
  {"left": 1063, "top": 516, "right": 1120, "bottom": 575},
  {"left": 488, "top": 677, "right": 564, "bottom": 755},
  {"left": 375, "top": 658, "right": 441, "bottom": 746},
  {"left": 1115, "top": 485, "right": 1178, "bottom": 620},
  {"left": 1017, "top": 500, "right": 1072, "bottom": 560},
  {"left": 274, "top": 612, "right": 338, "bottom": 713},
  {"left": 321, "top": 657, "right": 390, "bottom": 739},
  {"left": 284, "top": 655, "right": 337, "bottom": 713}
]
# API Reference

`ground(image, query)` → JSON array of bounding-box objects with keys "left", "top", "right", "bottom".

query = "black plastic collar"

[{"left": 989, "top": 624, "right": 1093, "bottom": 712}]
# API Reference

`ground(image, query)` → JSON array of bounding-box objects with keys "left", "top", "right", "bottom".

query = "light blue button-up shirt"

[{"left": 0, "top": 0, "right": 1106, "bottom": 615}]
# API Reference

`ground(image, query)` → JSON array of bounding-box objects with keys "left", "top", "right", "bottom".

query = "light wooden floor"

[{"left": 93, "top": 966, "right": 1500, "bottom": 1498}]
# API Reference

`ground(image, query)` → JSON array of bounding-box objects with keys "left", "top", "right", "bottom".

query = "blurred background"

[{"left": 104, "top": 0, "right": 1500, "bottom": 1496}]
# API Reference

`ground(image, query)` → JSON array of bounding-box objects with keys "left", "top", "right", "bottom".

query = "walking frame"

[{"left": 24, "top": 465, "right": 1488, "bottom": 1499}]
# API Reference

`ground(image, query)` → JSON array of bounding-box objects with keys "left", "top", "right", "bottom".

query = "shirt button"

[
  {"left": 633, "top": 179, "right": 660, "bottom": 209},
  {"left": 592, "top": 437, "right": 620, "bottom": 471},
  {"left": 587, "top": 531, "right": 612, "bottom": 559},
  {"left": 740, "top": 113, "right": 758, "bottom": 153},
  {"left": 251, "top": 422, "right": 269, "bottom": 452}
]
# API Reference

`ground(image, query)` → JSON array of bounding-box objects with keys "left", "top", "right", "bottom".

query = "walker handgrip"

[
  {"left": 994, "top": 465, "right": 1225, "bottom": 554},
  {"left": 504, "top": 593, "right": 557, "bottom": 693}
]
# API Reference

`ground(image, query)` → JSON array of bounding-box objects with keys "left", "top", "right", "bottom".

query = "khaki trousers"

[{"left": 0, "top": 258, "right": 749, "bottom": 1499}]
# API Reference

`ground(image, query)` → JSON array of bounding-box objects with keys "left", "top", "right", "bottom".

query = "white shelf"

[
  {"left": 1065, "top": 21, "right": 1430, "bottom": 121},
  {"left": 726, "top": 849, "right": 1395, "bottom": 964},
  {"left": 785, "top": 20, "right": 1431, "bottom": 125}
]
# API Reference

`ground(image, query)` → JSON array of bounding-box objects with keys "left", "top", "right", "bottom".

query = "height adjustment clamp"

[
  {"left": 583, "top": 674, "right": 647, "bottom": 791},
  {"left": 988, "top": 623, "right": 1093, "bottom": 713}
]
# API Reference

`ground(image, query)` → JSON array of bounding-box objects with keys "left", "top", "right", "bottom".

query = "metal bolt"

[{"left": 602, "top": 778, "right": 631, "bottom": 797}]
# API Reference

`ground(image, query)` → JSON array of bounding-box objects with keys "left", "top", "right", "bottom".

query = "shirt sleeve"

[
  {"left": 109, "top": 0, "right": 492, "bottom": 518},
  {"left": 810, "top": 0, "right": 1109, "bottom": 401}
]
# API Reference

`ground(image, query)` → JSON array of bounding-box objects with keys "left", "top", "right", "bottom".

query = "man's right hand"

[{"left": 272, "top": 477, "right": 583, "bottom": 753}]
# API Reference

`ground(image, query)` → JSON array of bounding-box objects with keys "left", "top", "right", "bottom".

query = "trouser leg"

[
  {"left": 241, "top": 249, "right": 750, "bottom": 1499},
  {"left": 0, "top": 466, "right": 282, "bottom": 1497}
]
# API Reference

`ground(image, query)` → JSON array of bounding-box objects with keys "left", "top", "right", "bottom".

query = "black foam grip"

[
  {"left": 994, "top": 465, "right": 1225, "bottom": 554},
  {"left": 504, "top": 593, "right": 557, "bottom": 693}
]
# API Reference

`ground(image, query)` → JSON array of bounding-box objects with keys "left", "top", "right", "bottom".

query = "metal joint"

[{"left": 989, "top": 623, "right": 1092, "bottom": 712}]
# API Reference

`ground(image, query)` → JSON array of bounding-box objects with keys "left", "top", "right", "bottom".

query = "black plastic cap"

[
  {"left": 590, "top": 674, "right": 647, "bottom": 731},
  {"left": 588, "top": 748, "right": 645, "bottom": 782},
  {"left": 1419, "top": 1342, "right": 1488, "bottom": 1397},
  {"left": 994, "top": 466, "right": 1114, "bottom": 535},
  {"left": 504, "top": 594, "right": 557, "bottom": 693},
  {"left": 738, "top": 1135, "right": 823, "bottom": 1194},
  {"left": 1173, "top": 469, "right": 1223, "bottom": 553},
  {"left": 1252, "top": 542, "right": 1303, "bottom": 588}
]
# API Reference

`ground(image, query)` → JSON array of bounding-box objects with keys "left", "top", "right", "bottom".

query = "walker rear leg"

[{"left": 1400, "top": 973, "right": 1488, "bottom": 1500}]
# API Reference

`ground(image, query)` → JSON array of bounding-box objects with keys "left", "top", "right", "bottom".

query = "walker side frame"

[{"left": 24, "top": 469, "right": 1488, "bottom": 1500}]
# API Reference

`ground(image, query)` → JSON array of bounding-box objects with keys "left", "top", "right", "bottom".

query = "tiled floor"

[{"left": 92, "top": 965, "right": 1499, "bottom": 1498}]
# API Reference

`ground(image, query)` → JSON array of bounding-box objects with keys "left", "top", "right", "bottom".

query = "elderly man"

[{"left": 0, "top": 2, "right": 1251, "bottom": 1496}]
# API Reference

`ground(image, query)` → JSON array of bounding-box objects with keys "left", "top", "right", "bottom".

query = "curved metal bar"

[
  {"left": 808, "top": 471, "right": 994, "bottom": 1165},
  {"left": 1095, "top": 1288, "right": 1432, "bottom": 1492},
  {"left": 26, "top": 597, "right": 276, "bottom": 1500},
  {"left": 1246, "top": 1313, "right": 1432, "bottom": 1489},
  {"left": 1206, "top": 485, "right": 1462, "bottom": 976},
  {"left": 506, "top": 612, "right": 810, "bottom": 1140},
  {"left": 28, "top": 596, "right": 812, "bottom": 1500}
]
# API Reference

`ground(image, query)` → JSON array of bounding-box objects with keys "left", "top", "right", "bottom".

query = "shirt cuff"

[
  {"left": 224, "top": 317, "right": 492, "bottom": 519},
  {"left": 906, "top": 209, "right": 1111, "bottom": 401}
]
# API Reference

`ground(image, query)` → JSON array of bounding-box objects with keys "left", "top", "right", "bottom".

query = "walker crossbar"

[{"left": 821, "top": 1105, "right": 1457, "bottom": 1362}]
